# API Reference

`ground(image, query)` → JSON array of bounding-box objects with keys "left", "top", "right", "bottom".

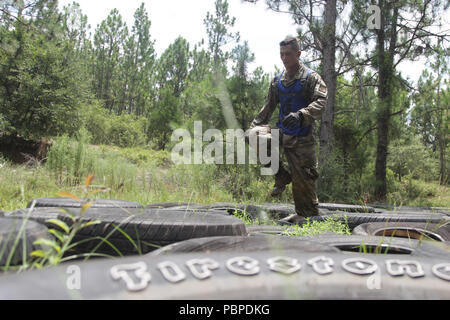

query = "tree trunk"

[
  {"left": 319, "top": 0, "right": 337, "bottom": 159},
  {"left": 436, "top": 72, "right": 445, "bottom": 185},
  {"left": 374, "top": 1, "right": 397, "bottom": 200},
  {"left": 375, "top": 109, "right": 389, "bottom": 199}
]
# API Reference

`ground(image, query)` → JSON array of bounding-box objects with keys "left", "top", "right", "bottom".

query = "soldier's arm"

[
  {"left": 250, "top": 77, "right": 279, "bottom": 128},
  {"left": 299, "top": 72, "right": 328, "bottom": 126}
]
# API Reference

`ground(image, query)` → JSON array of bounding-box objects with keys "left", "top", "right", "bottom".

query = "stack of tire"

[{"left": 0, "top": 198, "right": 449, "bottom": 299}]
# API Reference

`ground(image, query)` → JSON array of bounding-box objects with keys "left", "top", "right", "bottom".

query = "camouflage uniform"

[{"left": 250, "top": 62, "right": 328, "bottom": 217}]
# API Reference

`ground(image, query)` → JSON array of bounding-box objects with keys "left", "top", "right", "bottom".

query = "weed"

[
  {"left": 28, "top": 175, "right": 113, "bottom": 268},
  {"left": 282, "top": 215, "right": 351, "bottom": 237},
  {"left": 231, "top": 208, "right": 254, "bottom": 226}
]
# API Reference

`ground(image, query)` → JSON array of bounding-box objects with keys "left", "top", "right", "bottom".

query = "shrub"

[
  {"left": 108, "top": 114, "right": 147, "bottom": 148},
  {"left": 117, "top": 147, "right": 172, "bottom": 167},
  {"left": 388, "top": 135, "right": 439, "bottom": 182},
  {"left": 81, "top": 103, "right": 147, "bottom": 148},
  {"left": 81, "top": 103, "right": 111, "bottom": 145}
]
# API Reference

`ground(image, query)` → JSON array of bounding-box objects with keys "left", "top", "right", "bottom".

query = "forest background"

[{"left": 0, "top": 0, "right": 448, "bottom": 213}]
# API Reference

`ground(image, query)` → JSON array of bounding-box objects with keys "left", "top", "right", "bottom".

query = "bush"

[
  {"left": 386, "top": 176, "right": 441, "bottom": 206},
  {"left": 108, "top": 114, "right": 147, "bottom": 148},
  {"left": 147, "top": 87, "right": 182, "bottom": 150},
  {"left": 116, "top": 147, "right": 172, "bottom": 167},
  {"left": 81, "top": 103, "right": 111, "bottom": 145},
  {"left": 388, "top": 135, "right": 439, "bottom": 182},
  {"left": 81, "top": 103, "right": 147, "bottom": 148}
]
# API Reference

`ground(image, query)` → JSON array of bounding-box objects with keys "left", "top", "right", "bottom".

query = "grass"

[
  {"left": 1, "top": 135, "right": 448, "bottom": 213},
  {"left": 230, "top": 208, "right": 280, "bottom": 226},
  {"left": 387, "top": 178, "right": 450, "bottom": 208},
  {"left": 281, "top": 215, "right": 351, "bottom": 237},
  {"left": 229, "top": 205, "right": 352, "bottom": 237}
]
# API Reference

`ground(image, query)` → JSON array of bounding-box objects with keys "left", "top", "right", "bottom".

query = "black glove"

[{"left": 282, "top": 112, "right": 304, "bottom": 130}]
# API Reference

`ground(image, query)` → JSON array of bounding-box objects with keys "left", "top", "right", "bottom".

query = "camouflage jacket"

[{"left": 250, "top": 62, "right": 328, "bottom": 131}]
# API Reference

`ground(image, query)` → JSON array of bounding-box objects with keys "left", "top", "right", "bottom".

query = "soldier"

[{"left": 249, "top": 36, "right": 328, "bottom": 224}]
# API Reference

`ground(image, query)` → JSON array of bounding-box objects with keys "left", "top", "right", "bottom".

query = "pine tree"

[{"left": 92, "top": 9, "right": 127, "bottom": 112}]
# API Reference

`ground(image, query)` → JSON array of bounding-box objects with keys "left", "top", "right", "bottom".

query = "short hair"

[{"left": 279, "top": 36, "right": 300, "bottom": 52}]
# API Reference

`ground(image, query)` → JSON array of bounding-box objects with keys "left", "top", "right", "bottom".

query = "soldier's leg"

[
  {"left": 284, "top": 144, "right": 319, "bottom": 217},
  {"left": 270, "top": 153, "right": 292, "bottom": 196},
  {"left": 267, "top": 129, "right": 292, "bottom": 196}
]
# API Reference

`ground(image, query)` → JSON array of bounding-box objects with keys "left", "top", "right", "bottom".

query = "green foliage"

[
  {"left": 147, "top": 86, "right": 182, "bottom": 150},
  {"left": 388, "top": 135, "right": 439, "bottom": 182},
  {"left": 0, "top": 17, "right": 86, "bottom": 139},
  {"left": 387, "top": 178, "right": 444, "bottom": 207},
  {"left": 228, "top": 43, "right": 269, "bottom": 129},
  {"left": 116, "top": 147, "right": 172, "bottom": 167},
  {"left": 183, "top": 77, "right": 225, "bottom": 129},
  {"left": 81, "top": 103, "right": 112, "bottom": 145},
  {"left": 317, "top": 74, "right": 377, "bottom": 202},
  {"left": 282, "top": 216, "right": 351, "bottom": 237},
  {"left": 0, "top": 163, "right": 59, "bottom": 212},
  {"left": 231, "top": 208, "right": 255, "bottom": 226},
  {"left": 81, "top": 103, "right": 147, "bottom": 148},
  {"left": 204, "top": 0, "right": 240, "bottom": 68},
  {"left": 317, "top": 150, "right": 347, "bottom": 202},
  {"left": 92, "top": 8, "right": 128, "bottom": 111},
  {"left": 118, "top": 3, "right": 156, "bottom": 116},
  {"left": 108, "top": 114, "right": 147, "bottom": 148},
  {"left": 1, "top": 0, "right": 448, "bottom": 211},
  {"left": 0, "top": 178, "right": 142, "bottom": 271},
  {"left": 45, "top": 132, "right": 139, "bottom": 189},
  {"left": 29, "top": 205, "right": 106, "bottom": 268},
  {"left": 157, "top": 36, "right": 190, "bottom": 97},
  {"left": 411, "top": 51, "right": 449, "bottom": 185}
]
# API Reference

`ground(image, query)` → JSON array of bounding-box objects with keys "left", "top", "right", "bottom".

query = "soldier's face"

[{"left": 280, "top": 46, "right": 301, "bottom": 70}]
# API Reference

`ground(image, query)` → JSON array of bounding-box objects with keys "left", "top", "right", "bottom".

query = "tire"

[
  {"left": 306, "top": 211, "right": 449, "bottom": 231},
  {"left": 6, "top": 207, "right": 247, "bottom": 256},
  {"left": 185, "top": 203, "right": 262, "bottom": 217},
  {"left": 206, "top": 203, "right": 351, "bottom": 219},
  {"left": 246, "top": 225, "right": 287, "bottom": 235},
  {"left": 27, "top": 197, "right": 143, "bottom": 209},
  {"left": 352, "top": 222, "right": 450, "bottom": 242},
  {"left": 145, "top": 202, "right": 199, "bottom": 209},
  {"left": 250, "top": 203, "right": 376, "bottom": 215},
  {"left": 294, "top": 234, "right": 450, "bottom": 258},
  {"left": 318, "top": 203, "right": 375, "bottom": 213},
  {"left": 159, "top": 203, "right": 345, "bottom": 221},
  {"left": 369, "top": 203, "right": 450, "bottom": 215},
  {"left": 0, "top": 248, "right": 449, "bottom": 299},
  {"left": 149, "top": 234, "right": 340, "bottom": 256},
  {"left": 152, "top": 205, "right": 231, "bottom": 216},
  {"left": 246, "top": 203, "right": 296, "bottom": 220},
  {"left": 175, "top": 203, "right": 314, "bottom": 220},
  {"left": 0, "top": 217, "right": 50, "bottom": 266}
]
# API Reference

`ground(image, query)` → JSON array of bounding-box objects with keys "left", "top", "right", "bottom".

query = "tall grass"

[
  {"left": 0, "top": 134, "right": 448, "bottom": 214},
  {"left": 46, "top": 129, "right": 139, "bottom": 190}
]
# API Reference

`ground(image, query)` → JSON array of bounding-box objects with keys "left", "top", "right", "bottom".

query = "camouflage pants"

[{"left": 248, "top": 126, "right": 319, "bottom": 217}]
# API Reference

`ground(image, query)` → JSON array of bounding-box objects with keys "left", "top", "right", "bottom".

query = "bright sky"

[
  {"left": 58, "top": 0, "right": 299, "bottom": 75},
  {"left": 58, "top": 0, "right": 446, "bottom": 83}
]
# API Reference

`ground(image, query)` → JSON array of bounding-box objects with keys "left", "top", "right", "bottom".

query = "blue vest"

[{"left": 277, "top": 69, "right": 312, "bottom": 137}]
